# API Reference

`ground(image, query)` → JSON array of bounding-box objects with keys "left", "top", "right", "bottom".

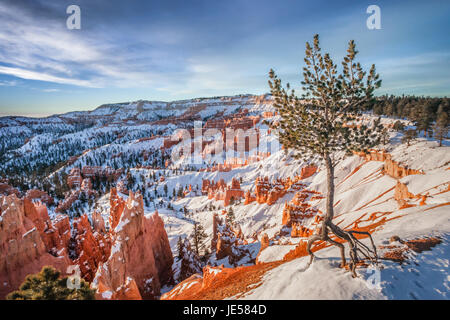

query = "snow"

[
  {"left": 22, "top": 227, "right": 36, "bottom": 238},
  {"left": 257, "top": 245, "right": 296, "bottom": 263},
  {"left": 101, "top": 291, "right": 113, "bottom": 299},
  {"left": 240, "top": 198, "right": 450, "bottom": 300},
  {"left": 2, "top": 96, "right": 449, "bottom": 300}
]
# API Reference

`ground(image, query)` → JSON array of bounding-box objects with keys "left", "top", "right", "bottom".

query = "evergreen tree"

[
  {"left": 191, "top": 222, "right": 208, "bottom": 256},
  {"left": 226, "top": 207, "right": 235, "bottom": 225},
  {"left": 177, "top": 236, "right": 184, "bottom": 259},
  {"left": 380, "top": 127, "right": 389, "bottom": 145},
  {"left": 7, "top": 266, "right": 95, "bottom": 300},
  {"left": 268, "top": 35, "right": 381, "bottom": 276},
  {"left": 434, "top": 108, "right": 448, "bottom": 146},
  {"left": 393, "top": 120, "right": 405, "bottom": 132},
  {"left": 415, "top": 103, "right": 433, "bottom": 137},
  {"left": 402, "top": 129, "right": 417, "bottom": 146}
]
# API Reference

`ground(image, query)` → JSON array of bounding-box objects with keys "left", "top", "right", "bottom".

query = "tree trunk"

[
  {"left": 305, "top": 152, "right": 378, "bottom": 277},
  {"left": 322, "top": 153, "right": 335, "bottom": 237}
]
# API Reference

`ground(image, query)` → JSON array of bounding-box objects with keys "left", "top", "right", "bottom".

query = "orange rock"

[
  {"left": 92, "top": 191, "right": 173, "bottom": 300},
  {"left": 0, "top": 195, "right": 71, "bottom": 299},
  {"left": 356, "top": 149, "right": 423, "bottom": 179},
  {"left": 71, "top": 214, "right": 111, "bottom": 282},
  {"left": 24, "top": 189, "right": 54, "bottom": 205},
  {"left": 203, "top": 178, "right": 244, "bottom": 206},
  {"left": 299, "top": 166, "right": 317, "bottom": 179},
  {"left": 109, "top": 187, "right": 125, "bottom": 231},
  {"left": 113, "top": 277, "right": 143, "bottom": 300}
]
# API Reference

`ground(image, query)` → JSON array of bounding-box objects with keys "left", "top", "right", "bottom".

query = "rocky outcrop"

[
  {"left": 0, "top": 195, "right": 71, "bottom": 299},
  {"left": 67, "top": 167, "right": 82, "bottom": 189},
  {"left": 203, "top": 178, "right": 244, "bottom": 206},
  {"left": 24, "top": 189, "right": 54, "bottom": 206},
  {"left": 244, "top": 172, "right": 313, "bottom": 207},
  {"left": 23, "top": 198, "right": 71, "bottom": 255},
  {"left": 0, "top": 183, "right": 20, "bottom": 197},
  {"left": 357, "top": 150, "right": 423, "bottom": 179},
  {"left": 394, "top": 181, "right": 415, "bottom": 202},
  {"left": 92, "top": 191, "right": 173, "bottom": 300},
  {"left": 299, "top": 166, "right": 317, "bottom": 179},
  {"left": 71, "top": 214, "right": 111, "bottom": 282},
  {"left": 91, "top": 210, "right": 107, "bottom": 234},
  {"left": 394, "top": 181, "right": 420, "bottom": 209},
  {"left": 109, "top": 187, "right": 125, "bottom": 230},
  {"left": 210, "top": 214, "right": 249, "bottom": 266},
  {"left": 255, "top": 233, "right": 270, "bottom": 264},
  {"left": 282, "top": 189, "right": 320, "bottom": 230}
]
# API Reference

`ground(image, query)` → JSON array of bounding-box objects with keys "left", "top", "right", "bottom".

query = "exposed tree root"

[{"left": 307, "top": 220, "right": 378, "bottom": 277}]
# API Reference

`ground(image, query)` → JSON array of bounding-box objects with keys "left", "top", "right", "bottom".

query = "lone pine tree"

[{"left": 268, "top": 34, "right": 382, "bottom": 276}]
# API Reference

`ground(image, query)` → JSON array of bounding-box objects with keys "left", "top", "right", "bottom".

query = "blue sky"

[{"left": 0, "top": 0, "right": 449, "bottom": 117}]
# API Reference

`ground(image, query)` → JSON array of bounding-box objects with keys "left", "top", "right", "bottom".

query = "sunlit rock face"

[
  {"left": 0, "top": 195, "right": 71, "bottom": 299},
  {"left": 92, "top": 191, "right": 173, "bottom": 300}
]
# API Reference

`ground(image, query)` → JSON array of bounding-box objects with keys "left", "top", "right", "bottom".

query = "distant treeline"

[
  {"left": 368, "top": 95, "right": 449, "bottom": 144},
  {"left": 370, "top": 95, "right": 449, "bottom": 122}
]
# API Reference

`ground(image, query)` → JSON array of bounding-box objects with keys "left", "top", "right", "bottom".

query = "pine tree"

[
  {"left": 191, "top": 222, "right": 208, "bottom": 256},
  {"left": 268, "top": 34, "right": 381, "bottom": 276},
  {"left": 177, "top": 236, "right": 184, "bottom": 259},
  {"left": 434, "top": 107, "right": 448, "bottom": 146},
  {"left": 226, "top": 207, "right": 235, "bottom": 225},
  {"left": 393, "top": 120, "right": 405, "bottom": 132},
  {"left": 401, "top": 129, "right": 417, "bottom": 146},
  {"left": 7, "top": 266, "right": 95, "bottom": 300},
  {"left": 380, "top": 127, "right": 389, "bottom": 145},
  {"left": 415, "top": 103, "right": 433, "bottom": 137}
]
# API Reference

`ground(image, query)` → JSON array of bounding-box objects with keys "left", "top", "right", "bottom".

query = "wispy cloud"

[
  {"left": 0, "top": 79, "right": 18, "bottom": 86},
  {"left": 0, "top": 66, "right": 98, "bottom": 87},
  {"left": 0, "top": 1, "right": 189, "bottom": 89},
  {"left": 42, "top": 88, "right": 60, "bottom": 93}
]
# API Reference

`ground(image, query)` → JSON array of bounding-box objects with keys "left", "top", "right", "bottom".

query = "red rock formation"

[
  {"left": 81, "top": 166, "right": 124, "bottom": 179},
  {"left": 203, "top": 178, "right": 244, "bottom": 206},
  {"left": 92, "top": 192, "right": 173, "bottom": 300},
  {"left": 299, "top": 166, "right": 317, "bottom": 179},
  {"left": 23, "top": 198, "right": 71, "bottom": 254},
  {"left": 255, "top": 233, "right": 270, "bottom": 264},
  {"left": 67, "top": 168, "right": 82, "bottom": 189},
  {"left": 394, "top": 181, "right": 420, "bottom": 209},
  {"left": 92, "top": 210, "right": 106, "bottom": 234},
  {"left": 109, "top": 187, "right": 125, "bottom": 230},
  {"left": 24, "top": 189, "right": 54, "bottom": 206},
  {"left": 244, "top": 189, "right": 256, "bottom": 205},
  {"left": 71, "top": 214, "right": 111, "bottom": 282},
  {"left": 210, "top": 214, "right": 248, "bottom": 265},
  {"left": 0, "top": 183, "right": 20, "bottom": 197},
  {"left": 394, "top": 181, "right": 415, "bottom": 202},
  {"left": 260, "top": 233, "right": 270, "bottom": 252},
  {"left": 282, "top": 190, "right": 319, "bottom": 227},
  {"left": 0, "top": 195, "right": 71, "bottom": 299},
  {"left": 55, "top": 189, "right": 80, "bottom": 213},
  {"left": 245, "top": 174, "right": 310, "bottom": 207},
  {"left": 357, "top": 150, "right": 423, "bottom": 179}
]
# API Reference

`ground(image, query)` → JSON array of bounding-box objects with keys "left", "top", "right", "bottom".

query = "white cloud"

[{"left": 0, "top": 66, "right": 98, "bottom": 87}]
